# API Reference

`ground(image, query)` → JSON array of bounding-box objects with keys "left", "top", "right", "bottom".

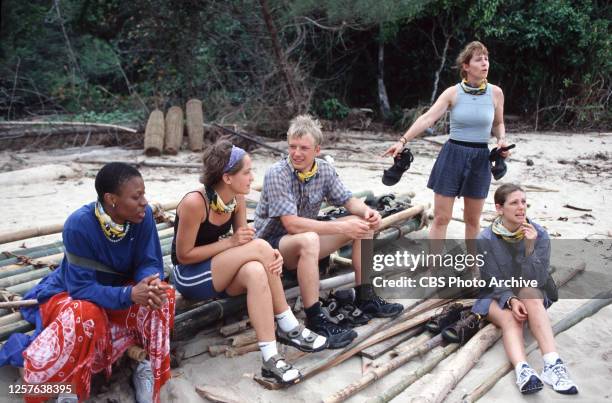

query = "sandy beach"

[{"left": 0, "top": 130, "right": 610, "bottom": 402}]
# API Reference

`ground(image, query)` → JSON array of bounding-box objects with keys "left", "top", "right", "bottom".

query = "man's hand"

[
  {"left": 364, "top": 208, "right": 382, "bottom": 230},
  {"left": 230, "top": 226, "right": 255, "bottom": 247},
  {"left": 266, "top": 249, "right": 283, "bottom": 276},
  {"left": 510, "top": 298, "right": 528, "bottom": 322},
  {"left": 341, "top": 217, "right": 371, "bottom": 239}
]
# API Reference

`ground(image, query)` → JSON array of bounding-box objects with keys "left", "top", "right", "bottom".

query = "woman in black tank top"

[{"left": 172, "top": 140, "right": 327, "bottom": 385}]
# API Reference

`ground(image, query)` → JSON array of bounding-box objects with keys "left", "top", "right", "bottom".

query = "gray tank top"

[{"left": 449, "top": 83, "right": 495, "bottom": 143}]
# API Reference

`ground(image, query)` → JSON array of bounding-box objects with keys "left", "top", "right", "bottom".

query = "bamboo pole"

[
  {"left": 462, "top": 289, "right": 612, "bottom": 403},
  {"left": 164, "top": 106, "right": 184, "bottom": 155},
  {"left": 144, "top": 109, "right": 164, "bottom": 156},
  {"left": 364, "top": 344, "right": 461, "bottom": 403},
  {"left": 0, "top": 224, "right": 64, "bottom": 245},
  {"left": 186, "top": 99, "right": 204, "bottom": 151},
  {"left": 1, "top": 121, "right": 137, "bottom": 133}
]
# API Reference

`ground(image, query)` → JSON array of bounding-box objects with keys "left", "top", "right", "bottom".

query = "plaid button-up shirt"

[{"left": 255, "top": 158, "right": 352, "bottom": 242}]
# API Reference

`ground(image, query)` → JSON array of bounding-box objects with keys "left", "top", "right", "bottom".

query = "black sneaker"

[
  {"left": 305, "top": 312, "right": 358, "bottom": 349},
  {"left": 355, "top": 284, "right": 404, "bottom": 318},
  {"left": 321, "top": 289, "right": 371, "bottom": 327}
]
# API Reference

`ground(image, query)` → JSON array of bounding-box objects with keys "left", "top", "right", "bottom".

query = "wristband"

[
  {"left": 399, "top": 137, "right": 407, "bottom": 145},
  {"left": 506, "top": 296, "right": 518, "bottom": 309}
]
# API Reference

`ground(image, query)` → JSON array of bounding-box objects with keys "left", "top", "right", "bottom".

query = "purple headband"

[{"left": 223, "top": 145, "right": 246, "bottom": 173}]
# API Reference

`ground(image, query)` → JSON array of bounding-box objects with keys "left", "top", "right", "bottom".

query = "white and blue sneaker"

[
  {"left": 132, "top": 359, "right": 154, "bottom": 403},
  {"left": 516, "top": 363, "right": 544, "bottom": 394},
  {"left": 541, "top": 358, "right": 579, "bottom": 395}
]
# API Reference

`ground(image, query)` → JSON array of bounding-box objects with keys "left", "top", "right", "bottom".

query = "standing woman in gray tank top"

[{"left": 384, "top": 41, "right": 511, "bottom": 244}]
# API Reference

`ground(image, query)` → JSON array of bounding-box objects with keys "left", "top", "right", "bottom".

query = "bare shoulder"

[
  {"left": 438, "top": 85, "right": 458, "bottom": 106},
  {"left": 178, "top": 191, "right": 207, "bottom": 219},
  {"left": 490, "top": 84, "right": 504, "bottom": 97}
]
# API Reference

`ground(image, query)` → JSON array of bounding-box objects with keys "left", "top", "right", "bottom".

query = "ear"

[
  {"left": 494, "top": 203, "right": 503, "bottom": 215},
  {"left": 103, "top": 193, "right": 116, "bottom": 208},
  {"left": 222, "top": 173, "right": 232, "bottom": 185},
  {"left": 315, "top": 144, "right": 321, "bottom": 156}
]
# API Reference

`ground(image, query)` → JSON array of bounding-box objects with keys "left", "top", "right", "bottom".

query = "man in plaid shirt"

[{"left": 255, "top": 115, "right": 404, "bottom": 348}]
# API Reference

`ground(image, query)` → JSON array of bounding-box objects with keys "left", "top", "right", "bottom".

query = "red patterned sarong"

[{"left": 23, "top": 288, "right": 175, "bottom": 403}]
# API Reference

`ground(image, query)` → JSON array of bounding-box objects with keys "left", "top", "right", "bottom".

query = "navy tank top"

[{"left": 171, "top": 191, "right": 233, "bottom": 265}]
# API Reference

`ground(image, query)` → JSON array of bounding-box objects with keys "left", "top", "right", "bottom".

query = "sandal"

[
  {"left": 442, "top": 311, "right": 482, "bottom": 344},
  {"left": 489, "top": 144, "right": 515, "bottom": 180},
  {"left": 261, "top": 354, "right": 302, "bottom": 385},
  {"left": 382, "top": 148, "right": 414, "bottom": 186},
  {"left": 425, "top": 302, "right": 463, "bottom": 334},
  {"left": 321, "top": 290, "right": 371, "bottom": 328},
  {"left": 276, "top": 324, "right": 328, "bottom": 352}
]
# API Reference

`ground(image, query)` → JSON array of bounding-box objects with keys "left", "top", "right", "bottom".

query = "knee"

[
  {"left": 241, "top": 262, "right": 269, "bottom": 290},
  {"left": 249, "top": 238, "right": 275, "bottom": 258},
  {"left": 463, "top": 214, "right": 480, "bottom": 228},
  {"left": 433, "top": 213, "right": 451, "bottom": 227},
  {"left": 77, "top": 300, "right": 106, "bottom": 322},
  {"left": 297, "top": 232, "right": 320, "bottom": 256}
]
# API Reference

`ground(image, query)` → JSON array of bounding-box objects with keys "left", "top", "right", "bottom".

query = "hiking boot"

[
  {"left": 321, "top": 289, "right": 371, "bottom": 327},
  {"left": 355, "top": 284, "right": 404, "bottom": 318},
  {"left": 132, "top": 359, "right": 154, "bottom": 403},
  {"left": 441, "top": 311, "right": 482, "bottom": 344},
  {"left": 425, "top": 302, "right": 464, "bottom": 334},
  {"left": 261, "top": 354, "right": 302, "bottom": 385},
  {"left": 516, "top": 363, "right": 544, "bottom": 394},
  {"left": 541, "top": 358, "right": 578, "bottom": 395},
  {"left": 305, "top": 312, "right": 357, "bottom": 349}
]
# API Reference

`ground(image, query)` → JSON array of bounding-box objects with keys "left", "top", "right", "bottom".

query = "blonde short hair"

[
  {"left": 287, "top": 114, "right": 323, "bottom": 146},
  {"left": 456, "top": 41, "right": 489, "bottom": 80}
]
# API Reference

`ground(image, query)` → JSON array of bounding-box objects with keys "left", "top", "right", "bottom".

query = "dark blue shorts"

[
  {"left": 172, "top": 259, "right": 226, "bottom": 301},
  {"left": 427, "top": 140, "right": 491, "bottom": 199}
]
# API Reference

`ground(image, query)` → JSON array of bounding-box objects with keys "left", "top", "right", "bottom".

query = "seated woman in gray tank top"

[
  {"left": 171, "top": 140, "right": 327, "bottom": 385},
  {"left": 384, "top": 41, "right": 511, "bottom": 247}
]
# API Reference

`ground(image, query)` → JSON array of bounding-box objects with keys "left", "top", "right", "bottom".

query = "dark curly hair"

[
  {"left": 200, "top": 139, "right": 245, "bottom": 187},
  {"left": 95, "top": 162, "right": 142, "bottom": 202}
]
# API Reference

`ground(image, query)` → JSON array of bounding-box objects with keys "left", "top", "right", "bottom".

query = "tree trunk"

[
  {"left": 430, "top": 35, "right": 451, "bottom": 105},
  {"left": 258, "top": 0, "right": 300, "bottom": 111},
  {"left": 377, "top": 35, "right": 391, "bottom": 119}
]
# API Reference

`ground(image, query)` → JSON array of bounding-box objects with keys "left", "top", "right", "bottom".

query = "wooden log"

[
  {"left": 0, "top": 121, "right": 137, "bottom": 133},
  {"left": 164, "top": 106, "right": 184, "bottom": 155},
  {"left": 144, "top": 109, "right": 164, "bottom": 156},
  {"left": 0, "top": 240, "right": 65, "bottom": 264},
  {"left": 186, "top": 99, "right": 204, "bottom": 151},
  {"left": 364, "top": 344, "right": 460, "bottom": 403},
  {"left": 253, "top": 299, "right": 458, "bottom": 389},
  {"left": 195, "top": 384, "right": 242, "bottom": 403},
  {"left": 462, "top": 289, "right": 612, "bottom": 403},
  {"left": 220, "top": 319, "right": 250, "bottom": 337},
  {"left": 0, "top": 224, "right": 64, "bottom": 245},
  {"left": 225, "top": 342, "right": 259, "bottom": 358},
  {"left": 173, "top": 296, "right": 247, "bottom": 341},
  {"left": 227, "top": 329, "right": 257, "bottom": 347},
  {"left": 360, "top": 326, "right": 424, "bottom": 360},
  {"left": 0, "top": 299, "right": 37, "bottom": 309},
  {"left": 339, "top": 334, "right": 440, "bottom": 403},
  {"left": 0, "top": 311, "right": 23, "bottom": 327},
  {"left": 0, "top": 320, "right": 33, "bottom": 341},
  {"left": 208, "top": 345, "right": 230, "bottom": 357}
]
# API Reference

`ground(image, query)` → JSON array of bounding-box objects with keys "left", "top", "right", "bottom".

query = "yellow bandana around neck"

[
  {"left": 491, "top": 216, "right": 525, "bottom": 243},
  {"left": 205, "top": 186, "right": 236, "bottom": 214},
  {"left": 289, "top": 157, "right": 318, "bottom": 183},
  {"left": 460, "top": 79, "right": 488, "bottom": 95},
  {"left": 95, "top": 201, "right": 130, "bottom": 242}
]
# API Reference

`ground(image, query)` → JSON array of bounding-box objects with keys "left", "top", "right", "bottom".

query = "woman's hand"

[
  {"left": 522, "top": 222, "right": 538, "bottom": 256},
  {"left": 510, "top": 298, "right": 528, "bottom": 322},
  {"left": 266, "top": 249, "right": 283, "bottom": 276},
  {"left": 382, "top": 141, "right": 405, "bottom": 158},
  {"left": 230, "top": 226, "right": 255, "bottom": 247},
  {"left": 131, "top": 273, "right": 169, "bottom": 309},
  {"left": 496, "top": 138, "right": 511, "bottom": 159}
]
